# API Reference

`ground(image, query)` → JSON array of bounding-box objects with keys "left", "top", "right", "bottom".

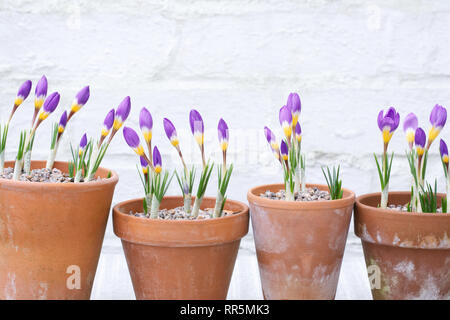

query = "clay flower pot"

[
  {"left": 113, "top": 196, "right": 249, "bottom": 300},
  {"left": 247, "top": 183, "right": 355, "bottom": 300},
  {"left": 354, "top": 191, "right": 450, "bottom": 300},
  {"left": 0, "top": 160, "right": 118, "bottom": 300}
]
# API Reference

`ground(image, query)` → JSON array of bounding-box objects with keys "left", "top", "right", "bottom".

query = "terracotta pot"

[
  {"left": 113, "top": 196, "right": 249, "bottom": 300},
  {"left": 247, "top": 183, "right": 355, "bottom": 300},
  {"left": 354, "top": 192, "right": 450, "bottom": 300},
  {"left": 0, "top": 160, "right": 118, "bottom": 300}
]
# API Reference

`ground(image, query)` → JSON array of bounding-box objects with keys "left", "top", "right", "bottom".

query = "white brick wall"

[{"left": 1, "top": 1, "right": 450, "bottom": 299}]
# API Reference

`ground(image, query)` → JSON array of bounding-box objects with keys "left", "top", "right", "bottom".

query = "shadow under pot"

[
  {"left": 113, "top": 196, "right": 249, "bottom": 300},
  {"left": 354, "top": 191, "right": 450, "bottom": 300},
  {"left": 247, "top": 183, "right": 355, "bottom": 300},
  {"left": 0, "top": 160, "right": 118, "bottom": 300}
]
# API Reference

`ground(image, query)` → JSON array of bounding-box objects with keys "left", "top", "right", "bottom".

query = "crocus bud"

[
  {"left": 71, "top": 86, "right": 90, "bottom": 114},
  {"left": 440, "top": 139, "right": 449, "bottom": 166},
  {"left": 39, "top": 92, "right": 60, "bottom": 121},
  {"left": 139, "top": 107, "right": 153, "bottom": 143},
  {"left": 79, "top": 133, "right": 88, "bottom": 156},
  {"left": 295, "top": 122, "right": 302, "bottom": 143},
  {"left": 189, "top": 109, "right": 204, "bottom": 146},
  {"left": 102, "top": 109, "right": 115, "bottom": 137},
  {"left": 34, "top": 75, "right": 48, "bottom": 110},
  {"left": 163, "top": 118, "right": 179, "bottom": 147},
  {"left": 153, "top": 146, "right": 162, "bottom": 174},
  {"left": 415, "top": 127, "right": 426, "bottom": 156},
  {"left": 377, "top": 107, "right": 400, "bottom": 145},
  {"left": 279, "top": 106, "right": 293, "bottom": 140},
  {"left": 113, "top": 96, "right": 131, "bottom": 130},
  {"left": 15, "top": 80, "right": 32, "bottom": 106},
  {"left": 287, "top": 93, "right": 301, "bottom": 127},
  {"left": 280, "top": 140, "right": 289, "bottom": 161},
  {"left": 428, "top": 104, "right": 447, "bottom": 145},
  {"left": 140, "top": 156, "right": 149, "bottom": 175},
  {"left": 264, "top": 126, "right": 279, "bottom": 153},
  {"left": 58, "top": 111, "right": 68, "bottom": 134},
  {"left": 123, "top": 126, "right": 144, "bottom": 156},
  {"left": 218, "top": 118, "right": 229, "bottom": 151},
  {"left": 403, "top": 113, "right": 418, "bottom": 148}
]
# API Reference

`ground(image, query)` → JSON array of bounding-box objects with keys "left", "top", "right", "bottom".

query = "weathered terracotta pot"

[
  {"left": 354, "top": 192, "right": 450, "bottom": 300},
  {"left": 247, "top": 183, "right": 355, "bottom": 300},
  {"left": 0, "top": 160, "right": 118, "bottom": 300},
  {"left": 113, "top": 196, "right": 249, "bottom": 300}
]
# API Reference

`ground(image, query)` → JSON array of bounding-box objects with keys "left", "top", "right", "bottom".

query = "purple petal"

[
  {"left": 440, "top": 139, "right": 448, "bottom": 158},
  {"left": 279, "top": 106, "right": 292, "bottom": 126},
  {"left": 75, "top": 86, "right": 90, "bottom": 105},
  {"left": 189, "top": 109, "right": 204, "bottom": 135},
  {"left": 139, "top": 107, "right": 153, "bottom": 131},
  {"left": 103, "top": 109, "right": 115, "bottom": 130},
  {"left": 295, "top": 122, "right": 301, "bottom": 135},
  {"left": 163, "top": 118, "right": 177, "bottom": 140},
  {"left": 122, "top": 126, "right": 140, "bottom": 149},
  {"left": 218, "top": 118, "right": 229, "bottom": 142},
  {"left": 264, "top": 126, "right": 275, "bottom": 144},
  {"left": 116, "top": 96, "right": 131, "bottom": 122},
  {"left": 43, "top": 92, "right": 60, "bottom": 113},
  {"left": 414, "top": 127, "right": 426, "bottom": 148},
  {"left": 140, "top": 156, "right": 148, "bottom": 168},
  {"left": 79, "top": 133, "right": 87, "bottom": 149},
  {"left": 403, "top": 113, "right": 418, "bottom": 132},
  {"left": 287, "top": 92, "right": 301, "bottom": 113},
  {"left": 17, "top": 80, "right": 32, "bottom": 99},
  {"left": 35, "top": 75, "right": 48, "bottom": 98},
  {"left": 58, "top": 111, "right": 68, "bottom": 128},
  {"left": 153, "top": 145, "right": 162, "bottom": 168},
  {"left": 430, "top": 104, "right": 447, "bottom": 128},
  {"left": 280, "top": 140, "right": 288, "bottom": 156}
]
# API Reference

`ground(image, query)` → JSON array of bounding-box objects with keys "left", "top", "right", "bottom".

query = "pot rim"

[
  {"left": 247, "top": 183, "right": 355, "bottom": 209},
  {"left": 0, "top": 160, "right": 118, "bottom": 190},
  {"left": 113, "top": 195, "right": 249, "bottom": 225},
  {"left": 356, "top": 191, "right": 449, "bottom": 217}
]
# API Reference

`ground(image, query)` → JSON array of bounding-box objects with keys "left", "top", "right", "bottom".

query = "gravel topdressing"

[
  {"left": 259, "top": 187, "right": 331, "bottom": 201},
  {"left": 0, "top": 167, "right": 103, "bottom": 183},
  {"left": 387, "top": 204, "right": 443, "bottom": 213},
  {"left": 131, "top": 206, "right": 238, "bottom": 220}
]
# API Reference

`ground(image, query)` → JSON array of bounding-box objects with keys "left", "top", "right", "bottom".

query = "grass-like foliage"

[
  {"left": 418, "top": 180, "right": 439, "bottom": 213},
  {"left": 321, "top": 165, "right": 344, "bottom": 200},
  {"left": 374, "top": 152, "right": 394, "bottom": 190}
]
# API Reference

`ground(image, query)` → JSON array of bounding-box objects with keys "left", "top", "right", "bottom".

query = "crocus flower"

[
  {"left": 153, "top": 146, "right": 162, "bottom": 174},
  {"left": 113, "top": 96, "right": 131, "bottom": 130},
  {"left": 287, "top": 93, "right": 301, "bottom": 127},
  {"left": 139, "top": 107, "right": 153, "bottom": 143},
  {"left": 415, "top": 127, "right": 426, "bottom": 156},
  {"left": 189, "top": 109, "right": 204, "bottom": 146},
  {"left": 440, "top": 139, "right": 449, "bottom": 167},
  {"left": 14, "top": 80, "right": 32, "bottom": 106},
  {"left": 264, "top": 126, "right": 279, "bottom": 155},
  {"left": 70, "top": 86, "right": 90, "bottom": 114},
  {"left": 295, "top": 122, "right": 302, "bottom": 143},
  {"left": 101, "top": 109, "right": 115, "bottom": 138},
  {"left": 218, "top": 118, "right": 229, "bottom": 151},
  {"left": 428, "top": 104, "right": 447, "bottom": 146},
  {"left": 163, "top": 118, "right": 179, "bottom": 147},
  {"left": 377, "top": 107, "right": 400, "bottom": 145},
  {"left": 38, "top": 92, "right": 60, "bottom": 121},
  {"left": 280, "top": 140, "right": 289, "bottom": 161},
  {"left": 140, "top": 156, "right": 149, "bottom": 175},
  {"left": 403, "top": 112, "right": 418, "bottom": 149},
  {"left": 79, "top": 133, "right": 88, "bottom": 156},
  {"left": 58, "top": 111, "right": 68, "bottom": 134},
  {"left": 279, "top": 106, "right": 293, "bottom": 140},
  {"left": 34, "top": 75, "right": 48, "bottom": 110},
  {"left": 123, "top": 126, "right": 144, "bottom": 156}
]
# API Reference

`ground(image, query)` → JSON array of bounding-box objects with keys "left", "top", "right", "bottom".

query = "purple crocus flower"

[
  {"left": 58, "top": 111, "right": 68, "bottom": 134},
  {"left": 218, "top": 118, "right": 229, "bottom": 151},
  {"left": 428, "top": 104, "right": 447, "bottom": 145},
  {"left": 280, "top": 140, "right": 289, "bottom": 161},
  {"left": 295, "top": 122, "right": 302, "bottom": 142},
  {"left": 264, "top": 126, "right": 279, "bottom": 152},
  {"left": 415, "top": 127, "right": 426, "bottom": 156},
  {"left": 15, "top": 80, "right": 32, "bottom": 106},
  {"left": 113, "top": 96, "right": 131, "bottom": 130},
  {"left": 139, "top": 107, "right": 153, "bottom": 143},
  {"left": 189, "top": 109, "right": 204, "bottom": 146},
  {"left": 34, "top": 75, "right": 48, "bottom": 109},
  {"left": 403, "top": 112, "right": 418, "bottom": 148},
  {"left": 377, "top": 107, "right": 400, "bottom": 144},
  {"left": 440, "top": 139, "right": 449, "bottom": 166},
  {"left": 287, "top": 93, "right": 301, "bottom": 126},
  {"left": 71, "top": 86, "right": 90, "bottom": 113},
  {"left": 101, "top": 109, "right": 115, "bottom": 138},
  {"left": 163, "top": 118, "right": 179, "bottom": 147},
  {"left": 38, "top": 92, "right": 60, "bottom": 121},
  {"left": 123, "top": 126, "right": 144, "bottom": 156},
  {"left": 279, "top": 106, "right": 293, "bottom": 139},
  {"left": 78, "top": 133, "right": 88, "bottom": 157},
  {"left": 153, "top": 146, "right": 162, "bottom": 173},
  {"left": 140, "top": 156, "right": 149, "bottom": 174}
]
